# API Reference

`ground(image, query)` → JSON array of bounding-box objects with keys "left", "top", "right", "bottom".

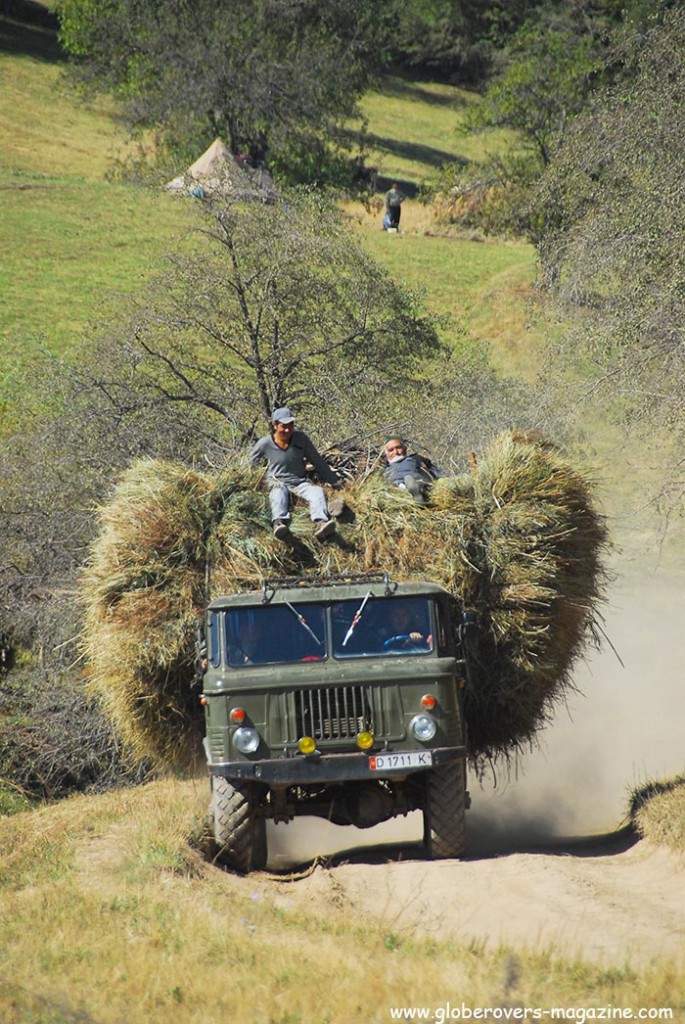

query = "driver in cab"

[{"left": 383, "top": 603, "right": 431, "bottom": 651}]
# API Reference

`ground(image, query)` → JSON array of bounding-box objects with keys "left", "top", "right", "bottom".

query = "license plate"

[{"left": 369, "top": 751, "right": 433, "bottom": 772}]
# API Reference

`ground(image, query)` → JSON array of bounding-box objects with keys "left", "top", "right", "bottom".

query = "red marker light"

[
  {"left": 421, "top": 694, "right": 437, "bottom": 710},
  {"left": 230, "top": 707, "right": 246, "bottom": 724}
]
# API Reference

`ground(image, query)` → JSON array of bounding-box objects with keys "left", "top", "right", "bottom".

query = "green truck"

[{"left": 200, "top": 572, "right": 473, "bottom": 872}]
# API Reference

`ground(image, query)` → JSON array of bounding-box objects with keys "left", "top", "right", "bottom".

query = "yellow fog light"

[
  {"left": 298, "top": 736, "right": 317, "bottom": 755},
  {"left": 356, "top": 731, "right": 374, "bottom": 750}
]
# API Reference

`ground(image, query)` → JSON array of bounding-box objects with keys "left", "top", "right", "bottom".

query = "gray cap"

[{"left": 271, "top": 406, "right": 294, "bottom": 424}]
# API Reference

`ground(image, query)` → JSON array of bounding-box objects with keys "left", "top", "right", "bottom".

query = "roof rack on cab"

[{"left": 261, "top": 571, "right": 394, "bottom": 603}]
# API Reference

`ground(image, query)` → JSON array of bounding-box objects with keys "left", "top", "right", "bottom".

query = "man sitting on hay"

[{"left": 250, "top": 407, "right": 343, "bottom": 541}]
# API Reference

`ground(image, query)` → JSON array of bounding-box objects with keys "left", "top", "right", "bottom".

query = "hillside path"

[{"left": 263, "top": 833, "right": 685, "bottom": 966}]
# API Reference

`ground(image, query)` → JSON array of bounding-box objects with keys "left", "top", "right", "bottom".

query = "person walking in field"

[
  {"left": 250, "top": 407, "right": 343, "bottom": 541},
  {"left": 384, "top": 183, "right": 405, "bottom": 230}
]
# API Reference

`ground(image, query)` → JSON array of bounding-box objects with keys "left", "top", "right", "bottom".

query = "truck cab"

[{"left": 201, "top": 572, "right": 471, "bottom": 871}]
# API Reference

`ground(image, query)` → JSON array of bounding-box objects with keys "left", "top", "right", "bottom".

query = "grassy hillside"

[
  {"left": 0, "top": 15, "right": 195, "bottom": 402},
  {"left": 0, "top": 16, "right": 539, "bottom": 390},
  {"left": 344, "top": 74, "right": 543, "bottom": 379},
  {"left": 1, "top": 778, "right": 682, "bottom": 1024},
  {"left": 357, "top": 223, "right": 539, "bottom": 373},
  {"left": 354, "top": 76, "right": 514, "bottom": 190},
  {"left": 1, "top": 11, "right": 685, "bottom": 1022}
]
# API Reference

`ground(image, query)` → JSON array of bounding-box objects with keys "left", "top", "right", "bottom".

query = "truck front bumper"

[{"left": 205, "top": 743, "right": 467, "bottom": 785}]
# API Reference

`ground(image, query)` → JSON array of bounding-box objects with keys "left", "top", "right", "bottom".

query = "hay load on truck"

[
  {"left": 200, "top": 573, "right": 474, "bottom": 872},
  {"left": 81, "top": 430, "right": 609, "bottom": 871}
]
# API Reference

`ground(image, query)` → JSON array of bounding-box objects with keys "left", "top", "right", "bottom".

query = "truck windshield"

[
  {"left": 224, "top": 604, "right": 326, "bottom": 667},
  {"left": 331, "top": 596, "right": 434, "bottom": 659}
]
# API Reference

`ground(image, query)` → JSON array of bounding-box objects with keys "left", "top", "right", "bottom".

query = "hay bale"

[
  {"left": 330, "top": 432, "right": 608, "bottom": 762},
  {"left": 82, "top": 458, "right": 334, "bottom": 767},
  {"left": 457, "top": 432, "right": 609, "bottom": 762},
  {"left": 81, "top": 432, "right": 609, "bottom": 771},
  {"left": 82, "top": 460, "right": 215, "bottom": 769}
]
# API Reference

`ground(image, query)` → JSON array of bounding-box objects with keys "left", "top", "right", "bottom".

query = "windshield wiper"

[
  {"left": 284, "top": 601, "right": 323, "bottom": 646},
  {"left": 342, "top": 590, "right": 372, "bottom": 647}
]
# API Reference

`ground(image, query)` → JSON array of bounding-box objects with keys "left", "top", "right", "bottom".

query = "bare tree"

[
  {"left": 71, "top": 192, "right": 443, "bottom": 440},
  {"left": 0, "top": 192, "right": 442, "bottom": 657}
]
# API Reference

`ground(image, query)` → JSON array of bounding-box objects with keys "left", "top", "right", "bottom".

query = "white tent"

[{"left": 165, "top": 138, "right": 277, "bottom": 202}]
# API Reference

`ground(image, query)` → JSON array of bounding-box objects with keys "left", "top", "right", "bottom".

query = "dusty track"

[
  {"left": 255, "top": 570, "right": 685, "bottom": 968},
  {"left": 261, "top": 825, "right": 685, "bottom": 966}
]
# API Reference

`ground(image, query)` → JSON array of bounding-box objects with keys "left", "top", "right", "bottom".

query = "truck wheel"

[
  {"left": 212, "top": 776, "right": 267, "bottom": 873},
  {"left": 423, "top": 759, "right": 466, "bottom": 859}
]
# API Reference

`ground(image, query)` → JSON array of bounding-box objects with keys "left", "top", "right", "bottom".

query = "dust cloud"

[
  {"left": 471, "top": 563, "right": 685, "bottom": 844},
  {"left": 266, "top": 564, "right": 685, "bottom": 869}
]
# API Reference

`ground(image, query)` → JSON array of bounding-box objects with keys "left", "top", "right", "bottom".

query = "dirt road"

[
  {"left": 260, "top": 569, "right": 685, "bottom": 967},
  {"left": 263, "top": 825, "right": 685, "bottom": 966}
]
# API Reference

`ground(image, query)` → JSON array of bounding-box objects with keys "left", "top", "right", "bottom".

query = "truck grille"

[
  {"left": 266, "top": 686, "right": 404, "bottom": 746},
  {"left": 294, "top": 685, "right": 372, "bottom": 741}
]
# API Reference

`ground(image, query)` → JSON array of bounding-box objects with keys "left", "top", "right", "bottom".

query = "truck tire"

[
  {"left": 212, "top": 776, "right": 267, "bottom": 873},
  {"left": 423, "top": 759, "right": 466, "bottom": 859}
]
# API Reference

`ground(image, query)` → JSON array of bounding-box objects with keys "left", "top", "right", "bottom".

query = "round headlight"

[
  {"left": 410, "top": 714, "right": 437, "bottom": 742},
  {"left": 232, "top": 727, "right": 260, "bottom": 754},
  {"left": 298, "top": 736, "right": 317, "bottom": 755}
]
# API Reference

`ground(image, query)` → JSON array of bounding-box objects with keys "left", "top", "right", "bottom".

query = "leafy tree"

[
  {"left": 385, "top": 0, "right": 551, "bottom": 82},
  {"left": 58, "top": 0, "right": 384, "bottom": 180},
  {"left": 384, "top": 0, "right": 489, "bottom": 81},
  {"left": 467, "top": 21, "right": 604, "bottom": 167},
  {"left": 70, "top": 190, "right": 444, "bottom": 433},
  {"left": 427, "top": 4, "right": 618, "bottom": 238},
  {"left": 465, "top": 0, "right": 676, "bottom": 161},
  {"left": 534, "top": 7, "right": 685, "bottom": 514}
]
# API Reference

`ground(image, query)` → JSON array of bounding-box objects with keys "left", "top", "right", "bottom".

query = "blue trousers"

[{"left": 269, "top": 481, "right": 330, "bottom": 522}]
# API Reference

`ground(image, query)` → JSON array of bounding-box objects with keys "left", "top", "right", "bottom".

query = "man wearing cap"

[
  {"left": 382, "top": 435, "right": 443, "bottom": 504},
  {"left": 250, "top": 408, "right": 342, "bottom": 540}
]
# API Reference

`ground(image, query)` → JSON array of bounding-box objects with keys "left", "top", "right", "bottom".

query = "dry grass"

[
  {"left": 80, "top": 460, "right": 315, "bottom": 767},
  {"left": 629, "top": 775, "right": 685, "bottom": 854},
  {"left": 0, "top": 778, "right": 683, "bottom": 1024},
  {"left": 81, "top": 432, "right": 609, "bottom": 771}
]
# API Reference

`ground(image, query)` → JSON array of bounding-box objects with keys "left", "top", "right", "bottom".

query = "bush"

[{"left": 0, "top": 663, "right": 149, "bottom": 803}]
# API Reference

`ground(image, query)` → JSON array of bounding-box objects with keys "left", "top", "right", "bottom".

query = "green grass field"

[
  {"left": 354, "top": 76, "right": 514, "bottom": 189},
  {"left": 0, "top": 14, "right": 195, "bottom": 400},
  {"left": 0, "top": 16, "right": 537, "bottom": 384}
]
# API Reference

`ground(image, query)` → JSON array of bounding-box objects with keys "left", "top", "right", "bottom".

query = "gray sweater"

[
  {"left": 383, "top": 453, "right": 442, "bottom": 486},
  {"left": 250, "top": 431, "right": 340, "bottom": 488}
]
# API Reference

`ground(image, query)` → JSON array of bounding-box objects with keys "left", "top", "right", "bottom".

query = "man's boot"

[
  {"left": 313, "top": 519, "right": 336, "bottom": 541},
  {"left": 273, "top": 519, "right": 290, "bottom": 539}
]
